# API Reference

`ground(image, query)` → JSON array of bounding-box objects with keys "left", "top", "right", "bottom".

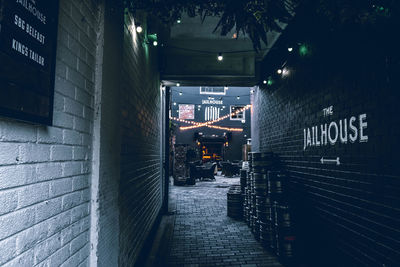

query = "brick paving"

[{"left": 166, "top": 175, "right": 283, "bottom": 267}]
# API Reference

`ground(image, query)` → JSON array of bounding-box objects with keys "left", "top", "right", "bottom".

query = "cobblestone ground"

[{"left": 166, "top": 175, "right": 283, "bottom": 267}]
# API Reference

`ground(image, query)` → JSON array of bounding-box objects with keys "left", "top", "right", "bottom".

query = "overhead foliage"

[
  {"left": 308, "top": 0, "right": 399, "bottom": 28},
  {"left": 124, "top": 0, "right": 400, "bottom": 51}
]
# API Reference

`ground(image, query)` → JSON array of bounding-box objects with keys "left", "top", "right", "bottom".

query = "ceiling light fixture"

[
  {"left": 282, "top": 67, "right": 290, "bottom": 77},
  {"left": 217, "top": 53, "right": 223, "bottom": 61},
  {"left": 136, "top": 23, "right": 143, "bottom": 33}
]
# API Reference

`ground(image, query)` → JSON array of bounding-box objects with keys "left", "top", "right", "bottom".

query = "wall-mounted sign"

[
  {"left": 303, "top": 106, "right": 368, "bottom": 150},
  {"left": 179, "top": 104, "right": 195, "bottom": 120},
  {"left": 202, "top": 99, "right": 223, "bottom": 105},
  {"left": 0, "top": 0, "right": 60, "bottom": 125}
]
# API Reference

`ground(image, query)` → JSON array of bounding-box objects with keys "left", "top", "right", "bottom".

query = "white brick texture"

[{"left": 0, "top": 0, "right": 98, "bottom": 266}]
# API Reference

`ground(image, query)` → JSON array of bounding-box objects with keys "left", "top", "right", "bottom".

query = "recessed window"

[
  {"left": 179, "top": 104, "right": 195, "bottom": 119},
  {"left": 205, "top": 106, "right": 220, "bottom": 121},
  {"left": 230, "top": 105, "right": 245, "bottom": 121},
  {"left": 200, "top": 86, "right": 227, "bottom": 95}
]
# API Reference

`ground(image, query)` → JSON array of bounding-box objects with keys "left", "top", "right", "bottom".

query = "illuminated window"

[
  {"left": 200, "top": 86, "right": 227, "bottom": 95},
  {"left": 230, "top": 105, "right": 245, "bottom": 121},
  {"left": 179, "top": 104, "right": 195, "bottom": 119},
  {"left": 205, "top": 106, "right": 220, "bottom": 121}
]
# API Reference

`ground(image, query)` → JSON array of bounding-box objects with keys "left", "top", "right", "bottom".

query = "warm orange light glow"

[{"left": 171, "top": 104, "right": 252, "bottom": 131}]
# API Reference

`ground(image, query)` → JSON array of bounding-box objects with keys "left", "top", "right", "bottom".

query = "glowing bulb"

[
  {"left": 237, "top": 96, "right": 240, "bottom": 100},
  {"left": 136, "top": 25, "right": 143, "bottom": 33},
  {"left": 263, "top": 80, "right": 267, "bottom": 84},
  {"left": 288, "top": 47, "right": 293, "bottom": 52},
  {"left": 153, "top": 41, "right": 158, "bottom": 46},
  {"left": 176, "top": 83, "right": 180, "bottom": 87},
  {"left": 179, "top": 92, "right": 182, "bottom": 96},
  {"left": 173, "top": 102, "right": 177, "bottom": 105},
  {"left": 282, "top": 68, "right": 290, "bottom": 77},
  {"left": 217, "top": 53, "right": 223, "bottom": 61},
  {"left": 177, "top": 19, "right": 181, "bottom": 24},
  {"left": 277, "top": 69, "right": 282, "bottom": 74}
]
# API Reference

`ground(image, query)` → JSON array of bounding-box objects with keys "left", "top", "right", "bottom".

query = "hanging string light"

[
  {"left": 170, "top": 105, "right": 251, "bottom": 126},
  {"left": 178, "top": 124, "right": 243, "bottom": 132},
  {"left": 171, "top": 104, "right": 252, "bottom": 131}
]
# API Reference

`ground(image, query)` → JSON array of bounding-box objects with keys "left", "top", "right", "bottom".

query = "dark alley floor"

[{"left": 157, "top": 175, "right": 283, "bottom": 267}]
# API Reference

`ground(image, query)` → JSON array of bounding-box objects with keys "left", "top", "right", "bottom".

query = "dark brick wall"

[
  {"left": 253, "top": 33, "right": 400, "bottom": 266},
  {"left": 118, "top": 14, "right": 162, "bottom": 266}
]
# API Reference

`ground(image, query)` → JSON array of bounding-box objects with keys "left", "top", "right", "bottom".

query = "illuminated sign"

[{"left": 179, "top": 104, "right": 195, "bottom": 120}]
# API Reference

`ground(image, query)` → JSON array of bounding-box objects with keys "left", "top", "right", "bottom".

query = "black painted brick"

[{"left": 253, "top": 41, "right": 400, "bottom": 266}]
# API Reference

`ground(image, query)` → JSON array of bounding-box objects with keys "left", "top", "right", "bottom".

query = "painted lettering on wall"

[
  {"left": 303, "top": 106, "right": 368, "bottom": 150},
  {"left": 15, "top": 0, "right": 46, "bottom": 25},
  {"left": 202, "top": 99, "right": 223, "bottom": 105},
  {"left": 11, "top": 38, "right": 45, "bottom": 66}
]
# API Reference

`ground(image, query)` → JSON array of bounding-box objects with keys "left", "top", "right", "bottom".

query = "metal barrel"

[
  {"left": 249, "top": 210, "right": 254, "bottom": 229},
  {"left": 253, "top": 218, "right": 260, "bottom": 241},
  {"left": 274, "top": 203, "right": 291, "bottom": 228},
  {"left": 268, "top": 171, "right": 286, "bottom": 201},
  {"left": 227, "top": 185, "right": 243, "bottom": 219},
  {"left": 252, "top": 152, "right": 276, "bottom": 174},
  {"left": 256, "top": 196, "right": 272, "bottom": 221},
  {"left": 240, "top": 169, "right": 247, "bottom": 194},
  {"left": 276, "top": 227, "right": 296, "bottom": 261},
  {"left": 260, "top": 219, "right": 275, "bottom": 248},
  {"left": 274, "top": 202, "right": 295, "bottom": 262},
  {"left": 248, "top": 152, "right": 253, "bottom": 171}
]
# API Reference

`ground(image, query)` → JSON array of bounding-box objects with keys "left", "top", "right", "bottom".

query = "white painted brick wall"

[{"left": 0, "top": 0, "right": 99, "bottom": 266}]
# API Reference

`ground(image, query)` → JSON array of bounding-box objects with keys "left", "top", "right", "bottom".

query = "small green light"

[
  {"left": 267, "top": 79, "right": 273, "bottom": 86},
  {"left": 147, "top": 33, "right": 158, "bottom": 42},
  {"left": 299, "top": 44, "right": 309, "bottom": 56}
]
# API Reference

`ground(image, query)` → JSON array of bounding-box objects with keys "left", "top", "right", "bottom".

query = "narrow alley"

[
  {"left": 166, "top": 176, "right": 282, "bottom": 267},
  {"left": 0, "top": 1, "right": 399, "bottom": 267}
]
